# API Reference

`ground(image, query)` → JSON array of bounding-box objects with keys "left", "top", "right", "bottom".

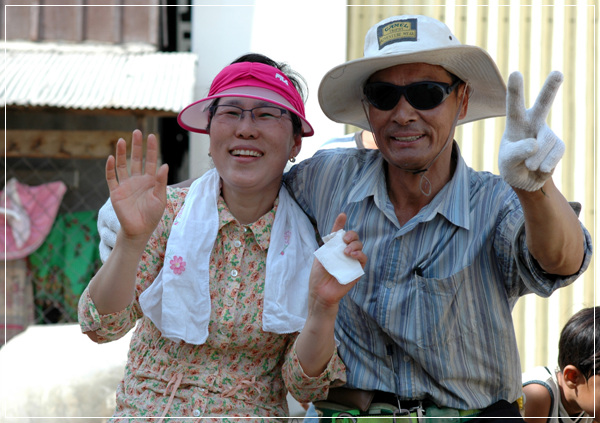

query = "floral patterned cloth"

[{"left": 78, "top": 187, "right": 345, "bottom": 422}]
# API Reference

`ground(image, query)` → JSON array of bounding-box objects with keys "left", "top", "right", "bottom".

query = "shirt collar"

[
  {"left": 345, "top": 144, "right": 470, "bottom": 230},
  {"left": 346, "top": 151, "right": 387, "bottom": 205},
  {"left": 420, "top": 144, "right": 470, "bottom": 230},
  {"left": 217, "top": 195, "right": 278, "bottom": 251}
]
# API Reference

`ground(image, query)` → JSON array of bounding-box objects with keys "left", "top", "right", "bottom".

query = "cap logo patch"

[
  {"left": 377, "top": 18, "right": 417, "bottom": 49},
  {"left": 275, "top": 73, "right": 289, "bottom": 85}
]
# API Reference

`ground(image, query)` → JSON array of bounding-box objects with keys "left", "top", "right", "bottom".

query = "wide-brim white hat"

[{"left": 319, "top": 15, "right": 507, "bottom": 129}]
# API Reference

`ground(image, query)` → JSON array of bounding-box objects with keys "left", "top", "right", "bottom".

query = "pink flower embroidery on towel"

[
  {"left": 173, "top": 204, "right": 185, "bottom": 225},
  {"left": 280, "top": 230, "right": 291, "bottom": 255},
  {"left": 169, "top": 256, "right": 186, "bottom": 275}
]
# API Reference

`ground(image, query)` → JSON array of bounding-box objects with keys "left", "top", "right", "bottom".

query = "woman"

[{"left": 78, "top": 54, "right": 366, "bottom": 421}]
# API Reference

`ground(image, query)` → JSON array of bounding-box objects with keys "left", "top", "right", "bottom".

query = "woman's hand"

[
  {"left": 308, "top": 212, "right": 367, "bottom": 316},
  {"left": 88, "top": 130, "right": 169, "bottom": 317},
  {"left": 294, "top": 212, "right": 367, "bottom": 377},
  {"left": 106, "top": 130, "right": 169, "bottom": 245}
]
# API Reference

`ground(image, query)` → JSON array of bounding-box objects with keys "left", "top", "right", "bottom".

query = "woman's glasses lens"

[{"left": 211, "top": 105, "right": 288, "bottom": 125}]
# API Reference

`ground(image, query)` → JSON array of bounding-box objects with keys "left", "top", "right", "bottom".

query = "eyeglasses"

[
  {"left": 363, "top": 79, "right": 462, "bottom": 111},
  {"left": 210, "top": 104, "right": 290, "bottom": 126}
]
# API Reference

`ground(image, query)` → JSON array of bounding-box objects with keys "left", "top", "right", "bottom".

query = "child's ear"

[{"left": 562, "top": 365, "right": 583, "bottom": 389}]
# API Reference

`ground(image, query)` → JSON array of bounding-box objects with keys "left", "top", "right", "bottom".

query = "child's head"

[{"left": 558, "top": 306, "right": 599, "bottom": 419}]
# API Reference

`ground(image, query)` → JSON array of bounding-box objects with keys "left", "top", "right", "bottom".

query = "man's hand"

[
  {"left": 97, "top": 199, "right": 120, "bottom": 263},
  {"left": 498, "top": 71, "right": 565, "bottom": 191}
]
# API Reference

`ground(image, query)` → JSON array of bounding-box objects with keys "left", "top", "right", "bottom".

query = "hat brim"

[
  {"left": 318, "top": 45, "right": 507, "bottom": 129},
  {"left": 178, "top": 86, "right": 314, "bottom": 137}
]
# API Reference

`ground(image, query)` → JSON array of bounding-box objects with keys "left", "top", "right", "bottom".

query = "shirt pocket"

[{"left": 413, "top": 266, "right": 479, "bottom": 350}]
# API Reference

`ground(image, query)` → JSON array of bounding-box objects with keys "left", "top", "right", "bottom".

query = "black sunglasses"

[{"left": 363, "top": 79, "right": 462, "bottom": 111}]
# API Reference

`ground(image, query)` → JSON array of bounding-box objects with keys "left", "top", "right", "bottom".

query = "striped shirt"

[{"left": 284, "top": 145, "right": 592, "bottom": 410}]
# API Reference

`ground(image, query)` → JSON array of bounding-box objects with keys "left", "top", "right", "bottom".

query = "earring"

[
  {"left": 289, "top": 157, "right": 296, "bottom": 163},
  {"left": 208, "top": 152, "right": 212, "bottom": 157}
]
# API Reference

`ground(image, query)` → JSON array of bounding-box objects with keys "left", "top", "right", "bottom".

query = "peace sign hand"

[{"left": 498, "top": 71, "right": 565, "bottom": 191}]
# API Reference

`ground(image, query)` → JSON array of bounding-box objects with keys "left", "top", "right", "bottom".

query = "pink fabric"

[
  {"left": 1, "top": 178, "right": 67, "bottom": 260},
  {"left": 178, "top": 62, "right": 314, "bottom": 136},
  {"left": 157, "top": 372, "right": 183, "bottom": 423}
]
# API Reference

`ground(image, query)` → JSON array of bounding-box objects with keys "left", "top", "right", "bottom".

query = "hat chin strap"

[{"left": 363, "top": 82, "right": 469, "bottom": 196}]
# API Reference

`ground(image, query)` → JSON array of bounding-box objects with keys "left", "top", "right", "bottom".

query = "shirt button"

[
  {"left": 403, "top": 355, "right": 411, "bottom": 362},
  {"left": 234, "top": 240, "right": 242, "bottom": 248},
  {"left": 193, "top": 409, "right": 201, "bottom": 417},
  {"left": 231, "top": 269, "right": 238, "bottom": 277}
]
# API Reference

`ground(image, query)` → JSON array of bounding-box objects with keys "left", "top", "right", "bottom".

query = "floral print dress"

[{"left": 78, "top": 187, "right": 345, "bottom": 422}]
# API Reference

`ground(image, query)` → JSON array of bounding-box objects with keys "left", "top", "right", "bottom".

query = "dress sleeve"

[
  {"left": 77, "top": 188, "right": 186, "bottom": 343},
  {"left": 282, "top": 335, "right": 347, "bottom": 404}
]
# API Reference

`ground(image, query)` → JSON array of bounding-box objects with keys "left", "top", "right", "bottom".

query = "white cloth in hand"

[
  {"left": 314, "top": 229, "right": 364, "bottom": 285},
  {"left": 498, "top": 71, "right": 565, "bottom": 191},
  {"left": 97, "top": 198, "right": 121, "bottom": 263}
]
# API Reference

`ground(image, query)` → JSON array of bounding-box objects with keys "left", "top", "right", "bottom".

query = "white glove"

[
  {"left": 97, "top": 198, "right": 121, "bottom": 263},
  {"left": 498, "top": 71, "right": 565, "bottom": 191}
]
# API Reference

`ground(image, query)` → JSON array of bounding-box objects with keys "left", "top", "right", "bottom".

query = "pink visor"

[{"left": 178, "top": 62, "right": 314, "bottom": 137}]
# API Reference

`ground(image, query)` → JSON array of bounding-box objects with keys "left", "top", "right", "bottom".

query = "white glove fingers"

[
  {"left": 502, "top": 138, "right": 538, "bottom": 164},
  {"left": 523, "top": 124, "right": 556, "bottom": 170},
  {"left": 506, "top": 71, "right": 527, "bottom": 123},
  {"left": 99, "top": 241, "right": 112, "bottom": 263},
  {"left": 524, "top": 144, "right": 554, "bottom": 171},
  {"left": 98, "top": 226, "right": 118, "bottom": 262},
  {"left": 538, "top": 140, "right": 565, "bottom": 173},
  {"left": 525, "top": 124, "right": 565, "bottom": 173},
  {"left": 540, "top": 142, "right": 565, "bottom": 173},
  {"left": 530, "top": 71, "right": 563, "bottom": 128},
  {"left": 97, "top": 198, "right": 120, "bottom": 262},
  {"left": 499, "top": 72, "right": 565, "bottom": 192}
]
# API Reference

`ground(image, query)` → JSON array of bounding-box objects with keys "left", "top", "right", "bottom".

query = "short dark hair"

[
  {"left": 558, "top": 306, "right": 599, "bottom": 379},
  {"left": 207, "top": 53, "right": 306, "bottom": 136}
]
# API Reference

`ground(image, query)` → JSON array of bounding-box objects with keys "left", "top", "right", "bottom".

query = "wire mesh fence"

[{"left": 2, "top": 155, "right": 109, "bottom": 344}]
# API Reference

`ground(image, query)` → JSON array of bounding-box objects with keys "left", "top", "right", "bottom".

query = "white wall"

[{"left": 189, "top": 0, "right": 348, "bottom": 178}]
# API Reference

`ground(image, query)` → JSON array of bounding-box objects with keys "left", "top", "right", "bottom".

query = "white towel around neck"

[{"left": 139, "top": 168, "right": 318, "bottom": 344}]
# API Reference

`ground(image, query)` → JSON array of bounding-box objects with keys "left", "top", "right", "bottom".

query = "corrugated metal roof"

[{"left": 1, "top": 41, "right": 197, "bottom": 114}]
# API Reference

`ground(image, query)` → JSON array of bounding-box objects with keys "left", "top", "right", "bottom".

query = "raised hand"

[
  {"left": 498, "top": 71, "right": 565, "bottom": 191},
  {"left": 308, "top": 213, "right": 367, "bottom": 311},
  {"left": 295, "top": 212, "right": 367, "bottom": 376},
  {"left": 105, "top": 130, "right": 169, "bottom": 244}
]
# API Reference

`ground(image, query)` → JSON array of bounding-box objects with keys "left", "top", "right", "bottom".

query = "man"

[{"left": 283, "top": 14, "right": 591, "bottom": 422}]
